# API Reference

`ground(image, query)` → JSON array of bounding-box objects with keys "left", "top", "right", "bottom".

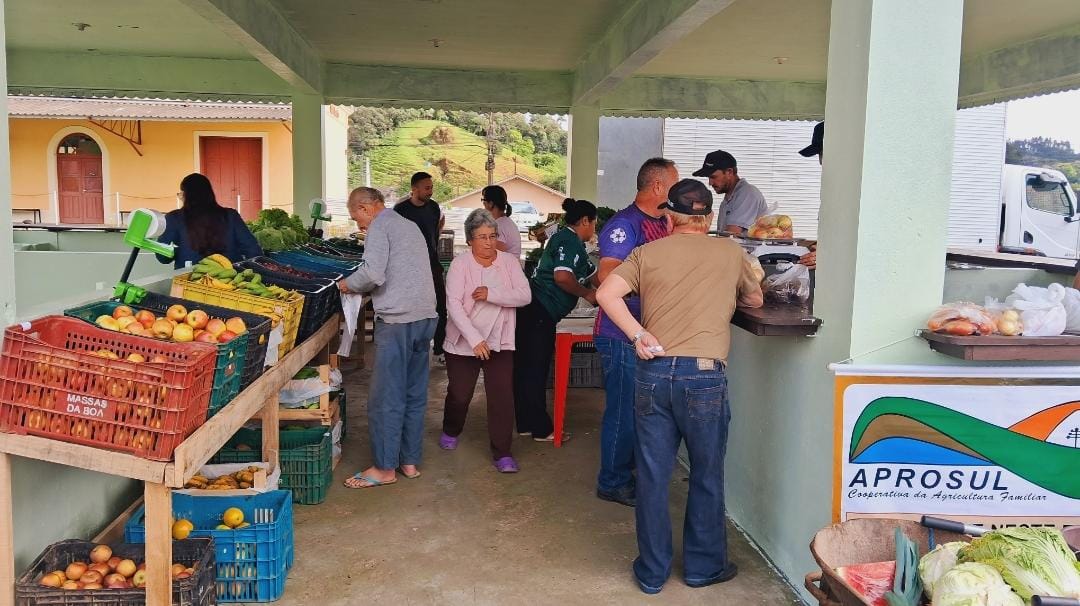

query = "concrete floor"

[{"left": 276, "top": 354, "right": 802, "bottom": 605}]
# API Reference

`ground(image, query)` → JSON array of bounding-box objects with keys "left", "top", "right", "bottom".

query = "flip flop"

[
  {"left": 344, "top": 473, "right": 397, "bottom": 489},
  {"left": 533, "top": 432, "right": 572, "bottom": 443},
  {"left": 397, "top": 467, "right": 422, "bottom": 479}
]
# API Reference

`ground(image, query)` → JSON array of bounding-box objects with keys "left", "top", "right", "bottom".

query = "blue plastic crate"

[{"left": 124, "top": 490, "right": 293, "bottom": 602}]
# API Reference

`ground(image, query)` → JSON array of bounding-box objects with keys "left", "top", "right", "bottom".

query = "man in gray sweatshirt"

[{"left": 338, "top": 186, "right": 437, "bottom": 488}]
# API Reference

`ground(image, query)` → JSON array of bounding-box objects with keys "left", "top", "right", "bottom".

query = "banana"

[
  {"left": 217, "top": 268, "right": 238, "bottom": 279},
  {"left": 208, "top": 254, "right": 233, "bottom": 268},
  {"left": 250, "top": 274, "right": 262, "bottom": 285},
  {"left": 197, "top": 257, "right": 223, "bottom": 270},
  {"left": 210, "top": 278, "right": 236, "bottom": 290},
  {"left": 230, "top": 274, "right": 245, "bottom": 285},
  {"left": 189, "top": 271, "right": 205, "bottom": 281}
]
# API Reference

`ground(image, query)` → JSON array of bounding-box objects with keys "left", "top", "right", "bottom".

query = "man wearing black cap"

[
  {"left": 798, "top": 122, "right": 824, "bottom": 268},
  {"left": 596, "top": 179, "right": 763, "bottom": 595},
  {"left": 692, "top": 150, "right": 768, "bottom": 235}
]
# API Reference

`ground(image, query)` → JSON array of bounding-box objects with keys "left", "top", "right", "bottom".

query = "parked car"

[{"left": 510, "top": 202, "right": 545, "bottom": 232}]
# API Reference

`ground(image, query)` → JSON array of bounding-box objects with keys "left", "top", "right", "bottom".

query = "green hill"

[{"left": 349, "top": 119, "right": 566, "bottom": 202}]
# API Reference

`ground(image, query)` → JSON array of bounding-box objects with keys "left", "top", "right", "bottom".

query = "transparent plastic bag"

[
  {"left": 762, "top": 262, "right": 810, "bottom": 304},
  {"left": 926, "top": 302, "right": 996, "bottom": 336},
  {"left": 747, "top": 214, "right": 794, "bottom": 240},
  {"left": 279, "top": 377, "right": 331, "bottom": 408},
  {"left": 983, "top": 297, "right": 1023, "bottom": 336},
  {"left": 1005, "top": 283, "right": 1067, "bottom": 337}
]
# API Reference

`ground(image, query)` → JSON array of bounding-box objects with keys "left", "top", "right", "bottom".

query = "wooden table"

[
  {"left": 552, "top": 317, "right": 595, "bottom": 448},
  {"left": 0, "top": 315, "right": 339, "bottom": 606},
  {"left": 919, "top": 329, "right": 1080, "bottom": 361},
  {"left": 731, "top": 304, "right": 822, "bottom": 337}
]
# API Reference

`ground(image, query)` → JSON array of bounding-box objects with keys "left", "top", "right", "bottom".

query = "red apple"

[
  {"left": 112, "top": 305, "right": 133, "bottom": 319},
  {"left": 65, "top": 562, "right": 88, "bottom": 581},
  {"left": 185, "top": 310, "right": 209, "bottom": 330},
  {"left": 217, "top": 330, "right": 238, "bottom": 343},
  {"left": 88, "top": 562, "right": 111, "bottom": 577},
  {"left": 225, "top": 317, "right": 247, "bottom": 335},
  {"left": 166, "top": 305, "right": 188, "bottom": 322},
  {"left": 151, "top": 319, "right": 174, "bottom": 340},
  {"left": 115, "top": 559, "right": 136, "bottom": 578},
  {"left": 90, "top": 544, "right": 112, "bottom": 564},
  {"left": 38, "top": 572, "right": 63, "bottom": 587},
  {"left": 80, "top": 570, "right": 103, "bottom": 585},
  {"left": 61, "top": 580, "right": 80, "bottom": 590},
  {"left": 205, "top": 318, "right": 227, "bottom": 337},
  {"left": 134, "top": 310, "right": 156, "bottom": 329},
  {"left": 194, "top": 332, "right": 218, "bottom": 344},
  {"left": 104, "top": 573, "right": 126, "bottom": 586},
  {"left": 106, "top": 556, "right": 122, "bottom": 572}
]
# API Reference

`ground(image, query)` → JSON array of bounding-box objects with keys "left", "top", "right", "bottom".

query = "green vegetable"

[
  {"left": 919, "top": 541, "right": 968, "bottom": 598},
  {"left": 247, "top": 209, "right": 310, "bottom": 252},
  {"left": 885, "top": 527, "right": 923, "bottom": 606},
  {"left": 959, "top": 527, "right": 1080, "bottom": 601},
  {"left": 253, "top": 227, "right": 286, "bottom": 252},
  {"left": 933, "top": 562, "right": 1024, "bottom": 606},
  {"left": 293, "top": 367, "right": 320, "bottom": 380}
]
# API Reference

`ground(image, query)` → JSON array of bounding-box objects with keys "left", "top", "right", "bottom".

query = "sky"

[{"left": 1006, "top": 88, "right": 1080, "bottom": 148}]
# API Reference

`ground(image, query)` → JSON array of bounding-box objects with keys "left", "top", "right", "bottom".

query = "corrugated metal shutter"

[
  {"left": 948, "top": 104, "right": 1006, "bottom": 250},
  {"left": 662, "top": 119, "right": 822, "bottom": 239}
]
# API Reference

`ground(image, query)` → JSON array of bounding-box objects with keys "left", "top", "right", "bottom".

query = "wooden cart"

[{"left": 0, "top": 315, "right": 340, "bottom": 606}]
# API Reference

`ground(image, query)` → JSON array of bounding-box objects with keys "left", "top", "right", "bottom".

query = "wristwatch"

[{"left": 632, "top": 330, "right": 646, "bottom": 344}]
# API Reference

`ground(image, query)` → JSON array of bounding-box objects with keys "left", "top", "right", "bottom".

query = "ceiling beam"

[
  {"left": 572, "top": 0, "right": 736, "bottom": 106},
  {"left": 323, "top": 63, "right": 572, "bottom": 113},
  {"left": 178, "top": 0, "right": 323, "bottom": 94},
  {"left": 600, "top": 76, "right": 826, "bottom": 120},
  {"left": 958, "top": 23, "right": 1080, "bottom": 108},
  {"left": 6, "top": 51, "right": 292, "bottom": 101}
]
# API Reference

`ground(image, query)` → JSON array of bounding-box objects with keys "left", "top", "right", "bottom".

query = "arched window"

[{"left": 57, "top": 133, "right": 101, "bottom": 156}]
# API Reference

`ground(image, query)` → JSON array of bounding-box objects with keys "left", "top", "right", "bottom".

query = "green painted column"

[
  {"left": 0, "top": 0, "right": 15, "bottom": 325},
  {"left": 291, "top": 92, "right": 324, "bottom": 217},
  {"left": 817, "top": 0, "right": 964, "bottom": 358},
  {"left": 567, "top": 105, "right": 600, "bottom": 202}
]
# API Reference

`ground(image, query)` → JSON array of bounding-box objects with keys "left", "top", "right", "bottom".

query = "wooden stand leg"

[
  {"left": 262, "top": 394, "right": 280, "bottom": 473},
  {"left": 0, "top": 454, "right": 14, "bottom": 606},
  {"left": 143, "top": 482, "right": 172, "bottom": 606}
]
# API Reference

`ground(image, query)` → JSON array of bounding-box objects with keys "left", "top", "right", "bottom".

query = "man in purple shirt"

[{"left": 594, "top": 157, "right": 679, "bottom": 507}]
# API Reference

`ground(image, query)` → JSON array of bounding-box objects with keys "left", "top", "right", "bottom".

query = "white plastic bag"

[
  {"left": 264, "top": 324, "right": 283, "bottom": 366},
  {"left": 279, "top": 377, "right": 331, "bottom": 408},
  {"left": 1064, "top": 287, "right": 1080, "bottom": 334},
  {"left": 1005, "top": 283, "right": 1067, "bottom": 337},
  {"left": 337, "top": 293, "right": 365, "bottom": 357},
  {"left": 762, "top": 262, "right": 810, "bottom": 304}
]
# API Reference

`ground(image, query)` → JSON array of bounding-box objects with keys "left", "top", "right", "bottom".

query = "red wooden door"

[
  {"left": 57, "top": 155, "right": 104, "bottom": 224},
  {"left": 200, "top": 137, "right": 262, "bottom": 221}
]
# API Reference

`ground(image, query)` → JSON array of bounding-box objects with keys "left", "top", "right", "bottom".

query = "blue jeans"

[
  {"left": 595, "top": 336, "right": 637, "bottom": 493},
  {"left": 632, "top": 357, "right": 733, "bottom": 593},
  {"left": 368, "top": 317, "right": 437, "bottom": 470}
]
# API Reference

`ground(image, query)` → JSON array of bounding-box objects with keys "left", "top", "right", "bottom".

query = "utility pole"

[
  {"left": 364, "top": 156, "right": 372, "bottom": 187},
  {"left": 485, "top": 112, "right": 496, "bottom": 185}
]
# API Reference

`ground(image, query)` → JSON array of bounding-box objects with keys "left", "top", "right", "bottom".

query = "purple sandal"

[
  {"left": 439, "top": 433, "right": 458, "bottom": 450},
  {"left": 493, "top": 456, "right": 519, "bottom": 473}
]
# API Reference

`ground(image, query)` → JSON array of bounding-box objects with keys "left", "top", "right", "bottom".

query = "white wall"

[
  {"left": 662, "top": 119, "right": 823, "bottom": 239},
  {"left": 321, "top": 105, "right": 353, "bottom": 229}
]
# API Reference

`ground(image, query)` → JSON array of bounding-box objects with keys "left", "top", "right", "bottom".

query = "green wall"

[
  {"left": 12, "top": 230, "right": 134, "bottom": 253},
  {"left": 14, "top": 251, "right": 173, "bottom": 314}
]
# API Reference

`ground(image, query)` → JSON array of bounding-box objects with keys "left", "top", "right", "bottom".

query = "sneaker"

[
  {"left": 685, "top": 563, "right": 739, "bottom": 588},
  {"left": 439, "top": 433, "right": 458, "bottom": 450},
  {"left": 596, "top": 485, "right": 636, "bottom": 507},
  {"left": 493, "top": 456, "right": 519, "bottom": 473}
]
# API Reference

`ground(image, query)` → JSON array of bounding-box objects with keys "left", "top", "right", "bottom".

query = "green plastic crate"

[
  {"left": 64, "top": 299, "right": 247, "bottom": 417},
  {"left": 212, "top": 426, "right": 332, "bottom": 505}
]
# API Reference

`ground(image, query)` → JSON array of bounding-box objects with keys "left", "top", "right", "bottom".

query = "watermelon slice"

[{"left": 835, "top": 560, "right": 897, "bottom": 606}]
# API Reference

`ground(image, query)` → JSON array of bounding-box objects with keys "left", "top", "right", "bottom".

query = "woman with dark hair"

[
  {"left": 155, "top": 173, "right": 262, "bottom": 268},
  {"left": 481, "top": 185, "right": 522, "bottom": 258},
  {"left": 514, "top": 198, "right": 598, "bottom": 443}
]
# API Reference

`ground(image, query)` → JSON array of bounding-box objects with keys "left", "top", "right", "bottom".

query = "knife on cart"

[
  {"left": 920, "top": 515, "right": 988, "bottom": 537},
  {"left": 1032, "top": 598, "right": 1080, "bottom": 606}
]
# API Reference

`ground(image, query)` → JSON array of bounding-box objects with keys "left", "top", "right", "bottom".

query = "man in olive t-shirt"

[{"left": 596, "top": 179, "right": 763, "bottom": 595}]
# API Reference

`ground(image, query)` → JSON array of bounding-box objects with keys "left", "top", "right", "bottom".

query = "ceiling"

[
  {"left": 4, "top": 0, "right": 249, "bottom": 59},
  {"left": 270, "top": 0, "right": 625, "bottom": 71}
]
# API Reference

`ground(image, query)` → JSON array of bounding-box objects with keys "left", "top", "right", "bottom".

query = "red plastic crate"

[{"left": 0, "top": 316, "right": 217, "bottom": 461}]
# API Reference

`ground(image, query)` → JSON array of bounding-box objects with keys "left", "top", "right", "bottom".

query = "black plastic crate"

[
  {"left": 546, "top": 343, "right": 604, "bottom": 389},
  {"left": 234, "top": 262, "right": 338, "bottom": 344},
  {"left": 16, "top": 538, "right": 215, "bottom": 606}
]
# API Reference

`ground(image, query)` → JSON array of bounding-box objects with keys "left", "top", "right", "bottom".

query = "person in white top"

[
  {"left": 481, "top": 185, "right": 523, "bottom": 259},
  {"left": 440, "top": 209, "right": 532, "bottom": 473}
]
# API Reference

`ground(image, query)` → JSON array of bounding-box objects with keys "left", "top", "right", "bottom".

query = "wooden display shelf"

[
  {"left": 732, "top": 304, "right": 822, "bottom": 337},
  {"left": 919, "top": 329, "right": 1080, "bottom": 361},
  {"left": 0, "top": 314, "right": 340, "bottom": 606}
]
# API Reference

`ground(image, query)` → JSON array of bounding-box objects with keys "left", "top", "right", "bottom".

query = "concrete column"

[
  {"left": 0, "top": 0, "right": 15, "bottom": 324},
  {"left": 567, "top": 105, "right": 600, "bottom": 202},
  {"left": 817, "top": 0, "right": 964, "bottom": 357},
  {"left": 291, "top": 92, "right": 324, "bottom": 217}
]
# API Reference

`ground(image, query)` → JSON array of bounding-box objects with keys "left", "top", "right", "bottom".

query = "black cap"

[
  {"left": 799, "top": 122, "right": 824, "bottom": 157},
  {"left": 664, "top": 179, "right": 713, "bottom": 216},
  {"left": 691, "top": 150, "right": 737, "bottom": 177}
]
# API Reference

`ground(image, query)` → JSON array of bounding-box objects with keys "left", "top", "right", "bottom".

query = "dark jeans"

[
  {"left": 442, "top": 350, "right": 515, "bottom": 459},
  {"left": 368, "top": 317, "right": 437, "bottom": 470},
  {"left": 595, "top": 336, "right": 637, "bottom": 494},
  {"left": 430, "top": 259, "right": 448, "bottom": 355},
  {"left": 633, "top": 357, "right": 733, "bottom": 592},
  {"left": 513, "top": 300, "right": 556, "bottom": 438}
]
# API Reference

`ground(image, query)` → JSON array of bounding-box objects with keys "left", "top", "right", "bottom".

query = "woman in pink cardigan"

[{"left": 439, "top": 209, "right": 532, "bottom": 472}]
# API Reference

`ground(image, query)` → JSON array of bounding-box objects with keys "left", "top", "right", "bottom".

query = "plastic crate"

[
  {"left": 301, "top": 242, "right": 364, "bottom": 261},
  {"left": 125, "top": 491, "right": 294, "bottom": 603},
  {"left": 269, "top": 250, "right": 360, "bottom": 273},
  {"left": 546, "top": 342, "right": 604, "bottom": 389},
  {"left": 211, "top": 426, "right": 332, "bottom": 505},
  {"left": 437, "top": 232, "right": 454, "bottom": 261},
  {"left": 64, "top": 300, "right": 247, "bottom": 418},
  {"left": 0, "top": 316, "right": 216, "bottom": 461},
  {"left": 234, "top": 262, "right": 339, "bottom": 345},
  {"left": 171, "top": 275, "right": 304, "bottom": 360},
  {"left": 245, "top": 255, "right": 343, "bottom": 281},
  {"left": 16, "top": 538, "right": 216, "bottom": 606}
]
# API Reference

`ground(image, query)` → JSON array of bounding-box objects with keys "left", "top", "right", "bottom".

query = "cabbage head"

[
  {"left": 920, "top": 541, "right": 967, "bottom": 598},
  {"left": 933, "top": 562, "right": 1024, "bottom": 606},
  {"left": 959, "top": 527, "right": 1080, "bottom": 600}
]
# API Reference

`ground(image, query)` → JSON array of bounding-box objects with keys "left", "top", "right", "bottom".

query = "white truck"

[{"left": 997, "top": 164, "right": 1080, "bottom": 260}]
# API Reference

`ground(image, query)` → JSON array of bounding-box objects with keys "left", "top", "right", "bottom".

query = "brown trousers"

[{"left": 442, "top": 350, "right": 514, "bottom": 459}]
